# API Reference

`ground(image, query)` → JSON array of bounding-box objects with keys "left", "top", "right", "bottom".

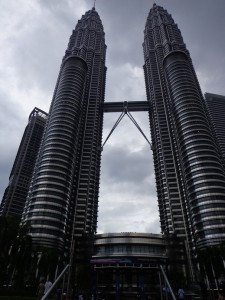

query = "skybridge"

[{"left": 101, "top": 101, "right": 152, "bottom": 150}]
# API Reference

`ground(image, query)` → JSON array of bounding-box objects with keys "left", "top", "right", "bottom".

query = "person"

[
  {"left": 56, "top": 287, "right": 62, "bottom": 300},
  {"left": 71, "top": 285, "right": 76, "bottom": 300},
  {"left": 163, "top": 286, "right": 170, "bottom": 293},
  {"left": 218, "top": 282, "right": 225, "bottom": 300},
  {"left": 178, "top": 287, "right": 185, "bottom": 299},
  {"left": 199, "top": 281, "right": 207, "bottom": 300},
  {"left": 78, "top": 294, "right": 84, "bottom": 300},
  {"left": 44, "top": 279, "right": 53, "bottom": 295},
  {"left": 218, "top": 288, "right": 225, "bottom": 300},
  {"left": 37, "top": 280, "right": 45, "bottom": 300}
]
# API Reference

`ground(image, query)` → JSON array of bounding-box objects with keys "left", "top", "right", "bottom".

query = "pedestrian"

[
  {"left": 37, "top": 280, "right": 45, "bottom": 300},
  {"left": 78, "top": 294, "right": 84, "bottom": 300},
  {"left": 199, "top": 281, "right": 207, "bottom": 300},
  {"left": 218, "top": 283, "right": 225, "bottom": 300},
  {"left": 44, "top": 279, "right": 53, "bottom": 295},
  {"left": 218, "top": 288, "right": 225, "bottom": 300},
  {"left": 71, "top": 285, "right": 76, "bottom": 300},
  {"left": 56, "top": 287, "right": 62, "bottom": 300},
  {"left": 178, "top": 287, "right": 185, "bottom": 300}
]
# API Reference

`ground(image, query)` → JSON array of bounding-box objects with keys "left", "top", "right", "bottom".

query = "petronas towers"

[
  {"left": 15, "top": 3, "right": 225, "bottom": 258},
  {"left": 143, "top": 4, "right": 225, "bottom": 250},
  {"left": 22, "top": 7, "right": 106, "bottom": 251}
]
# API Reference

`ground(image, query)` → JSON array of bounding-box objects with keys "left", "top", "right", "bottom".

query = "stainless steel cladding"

[
  {"left": 22, "top": 8, "right": 107, "bottom": 250},
  {"left": 143, "top": 4, "right": 225, "bottom": 250}
]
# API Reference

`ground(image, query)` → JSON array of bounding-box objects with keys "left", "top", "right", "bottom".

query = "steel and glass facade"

[
  {"left": 143, "top": 4, "right": 225, "bottom": 250},
  {"left": 205, "top": 93, "right": 225, "bottom": 164},
  {"left": 0, "top": 108, "right": 47, "bottom": 219},
  {"left": 22, "top": 7, "right": 106, "bottom": 250},
  {"left": 18, "top": 3, "right": 225, "bottom": 264},
  {"left": 91, "top": 233, "right": 167, "bottom": 299}
]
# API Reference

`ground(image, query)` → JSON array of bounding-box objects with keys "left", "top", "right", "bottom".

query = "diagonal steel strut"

[
  {"left": 101, "top": 111, "right": 126, "bottom": 150},
  {"left": 101, "top": 101, "right": 152, "bottom": 150}
]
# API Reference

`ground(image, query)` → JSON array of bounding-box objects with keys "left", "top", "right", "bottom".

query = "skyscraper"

[
  {"left": 0, "top": 107, "right": 47, "bottom": 218},
  {"left": 21, "top": 3, "right": 225, "bottom": 263},
  {"left": 205, "top": 92, "right": 225, "bottom": 164},
  {"left": 143, "top": 4, "right": 225, "bottom": 250},
  {"left": 22, "top": 7, "right": 106, "bottom": 251}
]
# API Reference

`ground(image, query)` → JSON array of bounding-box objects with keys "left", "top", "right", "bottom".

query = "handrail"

[
  {"left": 160, "top": 265, "right": 176, "bottom": 300},
  {"left": 41, "top": 264, "right": 70, "bottom": 300}
]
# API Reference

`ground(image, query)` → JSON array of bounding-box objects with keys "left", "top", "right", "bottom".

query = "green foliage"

[
  {"left": 37, "top": 247, "right": 63, "bottom": 280},
  {"left": 0, "top": 216, "right": 64, "bottom": 296},
  {"left": 197, "top": 244, "right": 225, "bottom": 284},
  {"left": 0, "top": 216, "right": 95, "bottom": 297},
  {"left": 0, "top": 216, "right": 20, "bottom": 286},
  {"left": 0, "top": 297, "right": 36, "bottom": 300}
]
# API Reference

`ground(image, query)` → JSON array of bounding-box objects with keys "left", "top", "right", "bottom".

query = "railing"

[
  {"left": 41, "top": 264, "right": 70, "bottom": 300},
  {"left": 41, "top": 263, "right": 180, "bottom": 300},
  {"left": 160, "top": 265, "right": 177, "bottom": 300}
]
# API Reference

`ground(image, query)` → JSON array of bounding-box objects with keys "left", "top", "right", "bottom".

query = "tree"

[
  {"left": 0, "top": 216, "right": 20, "bottom": 286},
  {"left": 197, "top": 245, "right": 225, "bottom": 288}
]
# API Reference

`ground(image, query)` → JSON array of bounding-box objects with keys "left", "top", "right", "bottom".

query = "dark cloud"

[
  {"left": 98, "top": 0, "right": 147, "bottom": 66},
  {"left": 0, "top": 90, "right": 27, "bottom": 199},
  {"left": 1, "top": 0, "right": 225, "bottom": 234},
  {"left": 103, "top": 146, "right": 152, "bottom": 181},
  {"left": 101, "top": 145, "right": 155, "bottom": 195}
]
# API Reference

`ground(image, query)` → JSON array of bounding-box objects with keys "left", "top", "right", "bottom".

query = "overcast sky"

[{"left": 1, "top": 0, "right": 225, "bottom": 235}]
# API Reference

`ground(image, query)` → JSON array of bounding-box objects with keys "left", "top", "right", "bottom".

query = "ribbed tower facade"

[
  {"left": 0, "top": 108, "right": 47, "bottom": 219},
  {"left": 143, "top": 4, "right": 225, "bottom": 250},
  {"left": 22, "top": 7, "right": 106, "bottom": 250},
  {"left": 205, "top": 93, "right": 225, "bottom": 164}
]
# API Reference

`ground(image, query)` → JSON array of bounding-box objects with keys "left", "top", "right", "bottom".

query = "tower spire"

[{"left": 93, "top": 0, "right": 96, "bottom": 9}]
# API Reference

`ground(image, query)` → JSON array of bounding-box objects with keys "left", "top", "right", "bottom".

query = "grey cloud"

[
  {"left": 0, "top": 90, "right": 26, "bottom": 199},
  {"left": 97, "top": 0, "right": 147, "bottom": 67},
  {"left": 98, "top": 194, "right": 159, "bottom": 233},
  {"left": 1, "top": 0, "right": 225, "bottom": 235},
  {"left": 101, "top": 145, "right": 155, "bottom": 194},
  {"left": 145, "top": 218, "right": 161, "bottom": 234},
  {"left": 105, "top": 63, "right": 146, "bottom": 102}
]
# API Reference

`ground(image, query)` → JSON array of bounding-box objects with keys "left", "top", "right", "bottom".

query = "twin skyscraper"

[{"left": 1, "top": 3, "right": 225, "bottom": 279}]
